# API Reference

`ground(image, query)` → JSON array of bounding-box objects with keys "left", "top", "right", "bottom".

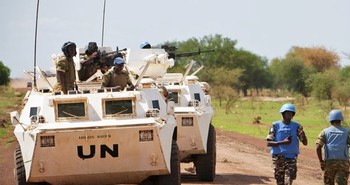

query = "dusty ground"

[
  {"left": 181, "top": 129, "right": 324, "bottom": 185},
  {"left": 0, "top": 128, "right": 328, "bottom": 185}
]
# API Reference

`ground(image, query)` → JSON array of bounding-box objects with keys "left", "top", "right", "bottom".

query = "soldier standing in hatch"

[
  {"left": 54, "top": 41, "right": 77, "bottom": 94},
  {"left": 78, "top": 42, "right": 99, "bottom": 81},
  {"left": 266, "top": 103, "right": 308, "bottom": 185},
  {"left": 102, "top": 57, "right": 134, "bottom": 90}
]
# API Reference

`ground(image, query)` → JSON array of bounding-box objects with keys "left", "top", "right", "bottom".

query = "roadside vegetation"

[
  {"left": 0, "top": 86, "right": 24, "bottom": 143},
  {"left": 212, "top": 95, "right": 350, "bottom": 149}
]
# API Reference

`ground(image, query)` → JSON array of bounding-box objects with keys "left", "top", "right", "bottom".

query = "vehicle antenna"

[
  {"left": 101, "top": 0, "right": 106, "bottom": 46},
  {"left": 33, "top": 0, "right": 40, "bottom": 90}
]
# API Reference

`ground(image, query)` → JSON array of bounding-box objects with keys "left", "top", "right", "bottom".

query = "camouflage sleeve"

[
  {"left": 297, "top": 123, "right": 308, "bottom": 144},
  {"left": 102, "top": 72, "right": 111, "bottom": 87},
  {"left": 266, "top": 124, "right": 275, "bottom": 141},
  {"left": 315, "top": 130, "right": 326, "bottom": 146},
  {"left": 126, "top": 75, "right": 132, "bottom": 85},
  {"left": 56, "top": 57, "right": 67, "bottom": 73}
]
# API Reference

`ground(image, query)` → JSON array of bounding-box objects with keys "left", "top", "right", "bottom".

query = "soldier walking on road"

[
  {"left": 316, "top": 110, "right": 350, "bottom": 185},
  {"left": 266, "top": 103, "right": 308, "bottom": 185}
]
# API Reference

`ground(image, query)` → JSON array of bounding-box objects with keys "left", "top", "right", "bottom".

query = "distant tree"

[
  {"left": 201, "top": 67, "right": 242, "bottom": 106},
  {"left": 162, "top": 34, "right": 271, "bottom": 96},
  {"left": 287, "top": 46, "right": 340, "bottom": 72},
  {"left": 333, "top": 81, "right": 350, "bottom": 109},
  {"left": 339, "top": 66, "right": 350, "bottom": 81},
  {"left": 0, "top": 61, "right": 10, "bottom": 85},
  {"left": 333, "top": 66, "right": 350, "bottom": 108},
  {"left": 268, "top": 58, "right": 285, "bottom": 90},
  {"left": 306, "top": 70, "right": 338, "bottom": 100},
  {"left": 275, "top": 46, "right": 341, "bottom": 97},
  {"left": 229, "top": 49, "right": 269, "bottom": 96},
  {"left": 281, "top": 58, "right": 311, "bottom": 97},
  {"left": 211, "top": 85, "right": 238, "bottom": 114}
]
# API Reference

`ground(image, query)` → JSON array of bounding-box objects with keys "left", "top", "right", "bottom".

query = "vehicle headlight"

[
  {"left": 139, "top": 130, "right": 153, "bottom": 142},
  {"left": 40, "top": 135, "right": 55, "bottom": 147},
  {"left": 182, "top": 117, "right": 194, "bottom": 126}
]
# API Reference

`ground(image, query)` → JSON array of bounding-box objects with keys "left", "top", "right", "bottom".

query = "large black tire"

[
  {"left": 155, "top": 140, "right": 181, "bottom": 185},
  {"left": 195, "top": 124, "right": 216, "bottom": 181},
  {"left": 14, "top": 145, "right": 27, "bottom": 185},
  {"left": 14, "top": 145, "right": 48, "bottom": 185}
]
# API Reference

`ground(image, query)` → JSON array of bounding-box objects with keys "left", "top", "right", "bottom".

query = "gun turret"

[{"left": 161, "top": 45, "right": 214, "bottom": 59}]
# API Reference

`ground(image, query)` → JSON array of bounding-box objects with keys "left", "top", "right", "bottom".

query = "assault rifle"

[
  {"left": 161, "top": 45, "right": 214, "bottom": 59},
  {"left": 80, "top": 47, "right": 126, "bottom": 68}
]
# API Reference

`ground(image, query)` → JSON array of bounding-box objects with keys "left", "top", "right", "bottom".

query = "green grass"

[
  {"left": 212, "top": 98, "right": 348, "bottom": 149},
  {"left": 0, "top": 86, "right": 24, "bottom": 139},
  {"left": 0, "top": 129, "right": 6, "bottom": 138}
]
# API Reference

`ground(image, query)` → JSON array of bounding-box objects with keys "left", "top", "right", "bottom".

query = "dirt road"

[
  {"left": 181, "top": 129, "right": 323, "bottom": 185},
  {"left": 1, "top": 128, "right": 327, "bottom": 185}
]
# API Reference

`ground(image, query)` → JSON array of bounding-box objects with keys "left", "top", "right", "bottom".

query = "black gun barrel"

[{"left": 175, "top": 49, "right": 214, "bottom": 58}]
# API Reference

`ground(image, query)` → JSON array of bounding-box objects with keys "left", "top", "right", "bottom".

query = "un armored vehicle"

[
  {"left": 156, "top": 63, "right": 216, "bottom": 181},
  {"left": 127, "top": 49, "right": 216, "bottom": 181},
  {"left": 11, "top": 48, "right": 180, "bottom": 185}
]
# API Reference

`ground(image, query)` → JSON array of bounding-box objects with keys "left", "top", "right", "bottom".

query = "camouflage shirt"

[
  {"left": 102, "top": 68, "right": 131, "bottom": 89},
  {"left": 54, "top": 55, "right": 76, "bottom": 92},
  {"left": 78, "top": 54, "right": 97, "bottom": 81}
]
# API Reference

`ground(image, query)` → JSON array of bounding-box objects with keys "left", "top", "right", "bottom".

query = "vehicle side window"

[
  {"left": 152, "top": 100, "right": 160, "bottom": 110},
  {"left": 30, "top": 107, "right": 38, "bottom": 117},
  {"left": 194, "top": 93, "right": 201, "bottom": 102},
  {"left": 54, "top": 98, "right": 88, "bottom": 121},
  {"left": 103, "top": 98, "right": 135, "bottom": 117}
]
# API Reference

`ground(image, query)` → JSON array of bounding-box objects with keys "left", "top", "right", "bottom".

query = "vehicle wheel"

[
  {"left": 14, "top": 145, "right": 48, "bottom": 185},
  {"left": 155, "top": 140, "right": 180, "bottom": 185},
  {"left": 14, "top": 145, "right": 26, "bottom": 185},
  {"left": 195, "top": 123, "right": 216, "bottom": 181}
]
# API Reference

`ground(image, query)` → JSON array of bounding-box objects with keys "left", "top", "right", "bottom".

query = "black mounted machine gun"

[
  {"left": 80, "top": 47, "right": 127, "bottom": 69},
  {"left": 161, "top": 45, "right": 214, "bottom": 59}
]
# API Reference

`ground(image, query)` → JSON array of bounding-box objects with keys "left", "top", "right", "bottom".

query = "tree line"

[
  {"left": 1, "top": 34, "right": 349, "bottom": 107},
  {"left": 161, "top": 34, "right": 350, "bottom": 107}
]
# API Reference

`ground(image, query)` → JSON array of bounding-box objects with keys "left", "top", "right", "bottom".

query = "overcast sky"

[{"left": 1, "top": 0, "right": 349, "bottom": 78}]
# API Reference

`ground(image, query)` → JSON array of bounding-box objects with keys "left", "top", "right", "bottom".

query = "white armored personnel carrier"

[
  {"left": 11, "top": 48, "right": 180, "bottom": 185},
  {"left": 126, "top": 49, "right": 216, "bottom": 181},
  {"left": 156, "top": 62, "right": 216, "bottom": 181}
]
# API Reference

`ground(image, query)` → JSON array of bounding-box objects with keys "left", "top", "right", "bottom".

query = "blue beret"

[
  {"left": 114, "top": 57, "right": 125, "bottom": 65},
  {"left": 140, "top": 41, "right": 151, "bottom": 49}
]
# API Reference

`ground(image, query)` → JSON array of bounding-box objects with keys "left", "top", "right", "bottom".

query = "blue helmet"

[
  {"left": 113, "top": 57, "right": 125, "bottom": 65},
  {"left": 140, "top": 41, "right": 151, "bottom": 49},
  {"left": 279, "top": 103, "right": 296, "bottom": 114},
  {"left": 328, "top": 110, "right": 344, "bottom": 122}
]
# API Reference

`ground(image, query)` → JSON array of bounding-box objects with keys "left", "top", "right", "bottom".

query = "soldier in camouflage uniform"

[
  {"left": 78, "top": 42, "right": 99, "bottom": 81},
  {"left": 102, "top": 57, "right": 134, "bottom": 90},
  {"left": 266, "top": 103, "right": 308, "bottom": 185},
  {"left": 316, "top": 110, "right": 350, "bottom": 185},
  {"left": 54, "top": 41, "right": 77, "bottom": 94}
]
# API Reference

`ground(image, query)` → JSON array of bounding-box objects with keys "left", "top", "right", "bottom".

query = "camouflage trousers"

[
  {"left": 323, "top": 160, "right": 349, "bottom": 185},
  {"left": 272, "top": 154, "right": 297, "bottom": 185}
]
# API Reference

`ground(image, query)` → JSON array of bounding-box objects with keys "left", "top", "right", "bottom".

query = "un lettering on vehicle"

[{"left": 77, "top": 144, "right": 119, "bottom": 159}]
